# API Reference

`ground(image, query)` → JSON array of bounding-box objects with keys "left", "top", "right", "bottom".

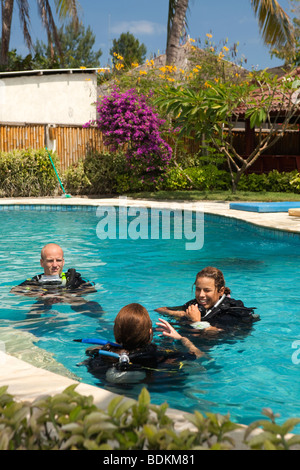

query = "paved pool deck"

[{"left": 1, "top": 196, "right": 300, "bottom": 449}]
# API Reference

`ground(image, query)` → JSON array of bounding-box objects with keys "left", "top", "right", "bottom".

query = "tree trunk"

[
  {"left": 166, "top": 0, "right": 189, "bottom": 65},
  {"left": 232, "top": 169, "right": 244, "bottom": 193},
  {"left": 1, "top": 0, "right": 14, "bottom": 67}
]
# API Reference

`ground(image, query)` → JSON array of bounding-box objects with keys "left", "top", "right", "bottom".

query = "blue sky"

[{"left": 8, "top": 0, "right": 293, "bottom": 70}]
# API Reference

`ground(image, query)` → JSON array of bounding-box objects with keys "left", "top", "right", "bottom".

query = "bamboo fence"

[
  {"left": 1, "top": 123, "right": 300, "bottom": 173},
  {"left": 0, "top": 123, "right": 109, "bottom": 172}
]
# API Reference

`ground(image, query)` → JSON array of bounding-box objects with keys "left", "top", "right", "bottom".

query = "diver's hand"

[
  {"left": 156, "top": 318, "right": 182, "bottom": 340},
  {"left": 185, "top": 304, "right": 201, "bottom": 322},
  {"left": 204, "top": 326, "right": 224, "bottom": 335},
  {"left": 156, "top": 318, "right": 204, "bottom": 358}
]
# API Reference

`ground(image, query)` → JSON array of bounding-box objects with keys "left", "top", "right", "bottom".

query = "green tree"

[
  {"left": 0, "top": 0, "right": 79, "bottom": 67},
  {"left": 110, "top": 32, "right": 147, "bottom": 69},
  {"left": 33, "top": 21, "right": 102, "bottom": 68},
  {"left": 155, "top": 69, "right": 300, "bottom": 191},
  {"left": 166, "top": 0, "right": 295, "bottom": 65}
]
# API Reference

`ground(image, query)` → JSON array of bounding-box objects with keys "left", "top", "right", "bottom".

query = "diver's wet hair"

[
  {"left": 195, "top": 267, "right": 231, "bottom": 295},
  {"left": 114, "top": 303, "right": 152, "bottom": 351}
]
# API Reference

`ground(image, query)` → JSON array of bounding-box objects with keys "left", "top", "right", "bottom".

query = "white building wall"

[{"left": 0, "top": 71, "right": 97, "bottom": 125}]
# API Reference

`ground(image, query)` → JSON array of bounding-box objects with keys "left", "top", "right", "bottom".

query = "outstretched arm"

[
  {"left": 156, "top": 318, "right": 203, "bottom": 358},
  {"left": 154, "top": 306, "right": 186, "bottom": 317}
]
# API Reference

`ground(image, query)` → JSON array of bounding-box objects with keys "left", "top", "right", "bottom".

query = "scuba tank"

[
  {"left": 66, "top": 268, "right": 76, "bottom": 288},
  {"left": 74, "top": 337, "right": 147, "bottom": 384}
]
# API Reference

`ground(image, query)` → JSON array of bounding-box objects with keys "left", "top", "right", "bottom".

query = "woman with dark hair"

[{"left": 155, "top": 267, "right": 259, "bottom": 334}]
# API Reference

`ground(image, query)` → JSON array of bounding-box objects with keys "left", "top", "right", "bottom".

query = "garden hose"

[{"left": 45, "top": 147, "right": 72, "bottom": 198}]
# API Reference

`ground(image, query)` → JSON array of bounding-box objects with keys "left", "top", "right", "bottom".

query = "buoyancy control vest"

[
  {"left": 182, "top": 296, "right": 260, "bottom": 328},
  {"left": 75, "top": 338, "right": 195, "bottom": 384},
  {"left": 21, "top": 268, "right": 93, "bottom": 290}
]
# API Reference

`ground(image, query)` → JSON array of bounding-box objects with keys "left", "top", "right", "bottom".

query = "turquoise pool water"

[{"left": 0, "top": 206, "right": 299, "bottom": 430}]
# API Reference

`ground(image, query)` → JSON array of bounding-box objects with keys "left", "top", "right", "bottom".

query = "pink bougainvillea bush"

[{"left": 84, "top": 87, "right": 172, "bottom": 185}]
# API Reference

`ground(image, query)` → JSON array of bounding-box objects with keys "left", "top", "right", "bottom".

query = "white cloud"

[{"left": 111, "top": 20, "right": 166, "bottom": 36}]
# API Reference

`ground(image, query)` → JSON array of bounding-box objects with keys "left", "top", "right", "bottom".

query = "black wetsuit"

[
  {"left": 181, "top": 296, "right": 260, "bottom": 330},
  {"left": 12, "top": 269, "right": 101, "bottom": 319},
  {"left": 18, "top": 268, "right": 94, "bottom": 292}
]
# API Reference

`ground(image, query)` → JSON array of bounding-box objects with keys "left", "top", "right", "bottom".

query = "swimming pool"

[{"left": 0, "top": 204, "right": 299, "bottom": 430}]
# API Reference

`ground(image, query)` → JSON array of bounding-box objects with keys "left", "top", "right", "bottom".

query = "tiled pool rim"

[{"left": 1, "top": 196, "right": 300, "bottom": 449}]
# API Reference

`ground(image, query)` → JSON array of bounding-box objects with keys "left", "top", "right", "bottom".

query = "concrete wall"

[{"left": 0, "top": 71, "right": 97, "bottom": 125}]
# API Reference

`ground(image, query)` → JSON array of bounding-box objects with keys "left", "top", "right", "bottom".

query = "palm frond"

[
  {"left": 16, "top": 0, "right": 32, "bottom": 51},
  {"left": 55, "top": 0, "right": 79, "bottom": 29},
  {"left": 251, "top": 0, "right": 295, "bottom": 49}
]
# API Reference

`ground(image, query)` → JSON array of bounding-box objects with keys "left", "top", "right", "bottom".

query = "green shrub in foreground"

[
  {"left": 0, "top": 148, "right": 59, "bottom": 197},
  {"left": 0, "top": 385, "right": 299, "bottom": 450}
]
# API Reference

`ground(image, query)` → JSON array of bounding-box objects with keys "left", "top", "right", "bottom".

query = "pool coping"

[
  {"left": 1, "top": 196, "right": 300, "bottom": 450},
  {"left": 1, "top": 195, "right": 300, "bottom": 235}
]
